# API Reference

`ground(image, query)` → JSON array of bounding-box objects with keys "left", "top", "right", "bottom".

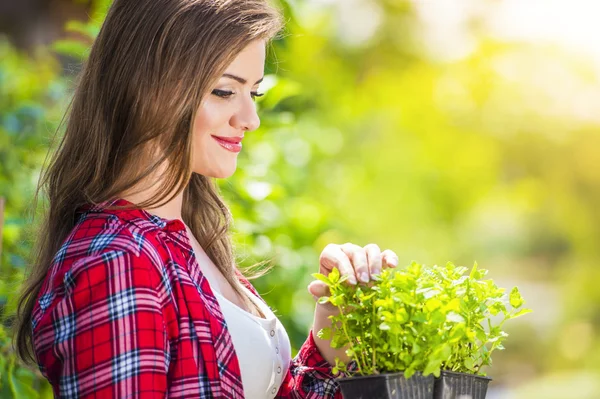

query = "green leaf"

[
  {"left": 440, "top": 344, "right": 452, "bottom": 360},
  {"left": 7, "top": 357, "right": 39, "bottom": 398},
  {"left": 312, "top": 273, "right": 331, "bottom": 284},
  {"left": 396, "top": 308, "right": 409, "bottom": 324},
  {"left": 329, "top": 268, "right": 340, "bottom": 283},
  {"left": 51, "top": 40, "right": 91, "bottom": 60},
  {"left": 412, "top": 343, "right": 421, "bottom": 355},
  {"left": 464, "top": 357, "right": 475, "bottom": 370},
  {"left": 64, "top": 20, "right": 100, "bottom": 39},
  {"left": 317, "top": 327, "right": 332, "bottom": 340},
  {"left": 469, "top": 262, "right": 479, "bottom": 280},
  {"left": 423, "top": 359, "right": 441, "bottom": 376},
  {"left": 317, "top": 296, "right": 330, "bottom": 305},
  {"left": 511, "top": 308, "right": 532, "bottom": 319},
  {"left": 425, "top": 298, "right": 442, "bottom": 311},
  {"left": 509, "top": 287, "right": 524, "bottom": 308},
  {"left": 330, "top": 294, "right": 345, "bottom": 306},
  {"left": 400, "top": 352, "right": 413, "bottom": 365},
  {"left": 476, "top": 329, "right": 488, "bottom": 343}
]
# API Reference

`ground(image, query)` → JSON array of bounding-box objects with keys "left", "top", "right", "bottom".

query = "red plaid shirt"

[{"left": 31, "top": 198, "right": 342, "bottom": 398}]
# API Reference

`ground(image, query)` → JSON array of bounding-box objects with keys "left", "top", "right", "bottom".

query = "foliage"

[
  {"left": 314, "top": 262, "right": 531, "bottom": 379},
  {"left": 0, "top": 37, "right": 64, "bottom": 399},
  {"left": 51, "top": 0, "right": 112, "bottom": 60},
  {"left": 0, "top": 325, "right": 53, "bottom": 398},
  {"left": 1, "top": 0, "right": 600, "bottom": 398}
]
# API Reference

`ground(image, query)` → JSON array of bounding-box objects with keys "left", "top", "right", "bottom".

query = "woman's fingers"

[
  {"left": 363, "top": 243, "right": 383, "bottom": 276},
  {"left": 319, "top": 243, "right": 399, "bottom": 286},
  {"left": 320, "top": 243, "right": 357, "bottom": 285},
  {"left": 308, "top": 279, "right": 330, "bottom": 299},
  {"left": 340, "top": 243, "right": 369, "bottom": 283},
  {"left": 308, "top": 280, "right": 341, "bottom": 315},
  {"left": 381, "top": 249, "right": 399, "bottom": 268}
]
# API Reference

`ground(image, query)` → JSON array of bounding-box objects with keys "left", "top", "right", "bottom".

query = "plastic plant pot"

[
  {"left": 338, "top": 372, "right": 435, "bottom": 399},
  {"left": 433, "top": 370, "right": 492, "bottom": 399}
]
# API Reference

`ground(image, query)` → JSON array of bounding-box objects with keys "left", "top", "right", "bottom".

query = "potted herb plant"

[
  {"left": 314, "top": 263, "right": 448, "bottom": 399},
  {"left": 313, "top": 262, "right": 530, "bottom": 399},
  {"left": 424, "top": 263, "right": 531, "bottom": 399}
]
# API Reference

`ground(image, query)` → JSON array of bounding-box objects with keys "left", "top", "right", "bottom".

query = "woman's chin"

[{"left": 195, "top": 165, "right": 237, "bottom": 179}]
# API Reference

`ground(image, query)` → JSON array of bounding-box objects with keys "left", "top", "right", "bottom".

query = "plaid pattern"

[{"left": 31, "top": 198, "right": 342, "bottom": 398}]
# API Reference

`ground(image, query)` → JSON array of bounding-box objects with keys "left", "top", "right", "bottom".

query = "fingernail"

[
  {"left": 359, "top": 273, "right": 369, "bottom": 283},
  {"left": 390, "top": 260, "right": 398, "bottom": 267},
  {"left": 348, "top": 275, "right": 357, "bottom": 285},
  {"left": 312, "top": 295, "right": 319, "bottom": 301},
  {"left": 372, "top": 268, "right": 381, "bottom": 276}
]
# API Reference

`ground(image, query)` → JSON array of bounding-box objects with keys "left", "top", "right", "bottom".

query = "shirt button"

[
  {"left": 277, "top": 366, "right": 281, "bottom": 373},
  {"left": 276, "top": 347, "right": 279, "bottom": 354},
  {"left": 270, "top": 329, "right": 275, "bottom": 337},
  {"left": 271, "top": 387, "right": 277, "bottom": 394}
]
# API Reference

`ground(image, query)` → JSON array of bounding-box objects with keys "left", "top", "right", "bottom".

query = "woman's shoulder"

[
  {"left": 39, "top": 212, "right": 170, "bottom": 302},
  {"left": 73, "top": 211, "right": 161, "bottom": 255},
  {"left": 31, "top": 213, "right": 172, "bottom": 339}
]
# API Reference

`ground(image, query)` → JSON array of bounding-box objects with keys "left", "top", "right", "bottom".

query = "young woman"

[{"left": 13, "top": 0, "right": 398, "bottom": 397}]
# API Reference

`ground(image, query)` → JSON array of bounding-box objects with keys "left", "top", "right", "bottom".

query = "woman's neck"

[{"left": 120, "top": 186, "right": 185, "bottom": 222}]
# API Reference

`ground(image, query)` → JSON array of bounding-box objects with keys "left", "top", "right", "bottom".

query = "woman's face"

[{"left": 191, "top": 40, "right": 266, "bottom": 178}]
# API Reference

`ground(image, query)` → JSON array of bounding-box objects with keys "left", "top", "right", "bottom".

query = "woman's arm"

[
  {"left": 311, "top": 301, "right": 350, "bottom": 366},
  {"left": 33, "top": 249, "right": 170, "bottom": 399}
]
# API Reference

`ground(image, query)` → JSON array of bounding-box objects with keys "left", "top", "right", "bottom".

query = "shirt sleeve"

[
  {"left": 276, "top": 330, "right": 344, "bottom": 399},
  {"left": 34, "top": 249, "right": 170, "bottom": 398}
]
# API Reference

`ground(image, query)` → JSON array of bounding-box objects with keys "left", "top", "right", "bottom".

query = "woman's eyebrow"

[{"left": 222, "top": 73, "right": 264, "bottom": 85}]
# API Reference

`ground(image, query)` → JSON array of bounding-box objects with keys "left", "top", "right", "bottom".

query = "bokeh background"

[{"left": 1, "top": 0, "right": 599, "bottom": 397}]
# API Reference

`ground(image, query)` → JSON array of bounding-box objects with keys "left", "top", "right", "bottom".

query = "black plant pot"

[
  {"left": 433, "top": 370, "right": 492, "bottom": 399},
  {"left": 338, "top": 372, "right": 435, "bottom": 399}
]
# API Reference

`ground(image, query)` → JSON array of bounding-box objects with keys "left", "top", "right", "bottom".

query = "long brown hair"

[{"left": 13, "top": 0, "right": 283, "bottom": 365}]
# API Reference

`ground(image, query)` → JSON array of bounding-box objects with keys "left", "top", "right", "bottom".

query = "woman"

[{"left": 13, "top": 0, "right": 398, "bottom": 397}]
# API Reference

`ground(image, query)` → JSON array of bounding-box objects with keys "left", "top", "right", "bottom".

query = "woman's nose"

[{"left": 231, "top": 95, "right": 260, "bottom": 132}]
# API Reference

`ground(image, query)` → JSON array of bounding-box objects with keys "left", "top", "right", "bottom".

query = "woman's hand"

[{"left": 307, "top": 243, "right": 399, "bottom": 302}]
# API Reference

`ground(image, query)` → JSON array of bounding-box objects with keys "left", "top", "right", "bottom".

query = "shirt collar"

[{"left": 76, "top": 197, "right": 187, "bottom": 233}]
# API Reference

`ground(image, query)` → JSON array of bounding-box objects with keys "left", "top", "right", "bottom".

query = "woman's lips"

[{"left": 212, "top": 135, "right": 242, "bottom": 153}]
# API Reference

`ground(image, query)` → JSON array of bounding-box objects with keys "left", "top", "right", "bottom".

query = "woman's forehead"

[{"left": 220, "top": 40, "right": 266, "bottom": 83}]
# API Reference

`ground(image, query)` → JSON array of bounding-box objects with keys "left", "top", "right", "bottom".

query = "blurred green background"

[{"left": 1, "top": 0, "right": 599, "bottom": 397}]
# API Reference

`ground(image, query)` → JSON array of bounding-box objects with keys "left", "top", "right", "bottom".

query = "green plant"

[
  {"left": 313, "top": 262, "right": 531, "bottom": 379},
  {"left": 425, "top": 262, "right": 531, "bottom": 375}
]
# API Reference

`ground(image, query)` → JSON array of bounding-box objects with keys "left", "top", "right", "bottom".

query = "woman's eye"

[
  {"left": 211, "top": 89, "right": 264, "bottom": 101},
  {"left": 212, "top": 89, "right": 234, "bottom": 99}
]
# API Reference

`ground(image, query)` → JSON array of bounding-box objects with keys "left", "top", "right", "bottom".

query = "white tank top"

[{"left": 213, "top": 284, "right": 292, "bottom": 399}]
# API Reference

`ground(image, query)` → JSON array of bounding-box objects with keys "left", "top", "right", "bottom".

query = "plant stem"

[
  {"left": 476, "top": 315, "right": 509, "bottom": 372},
  {"left": 336, "top": 304, "right": 368, "bottom": 374},
  {"left": 371, "top": 296, "right": 376, "bottom": 371}
]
